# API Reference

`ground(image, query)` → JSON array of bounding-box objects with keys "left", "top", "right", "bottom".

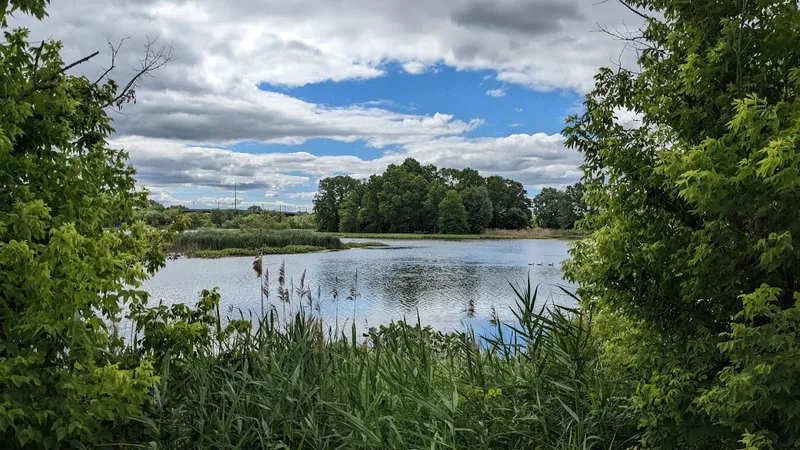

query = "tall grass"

[
  {"left": 129, "top": 271, "right": 636, "bottom": 449},
  {"left": 170, "top": 229, "right": 343, "bottom": 252}
]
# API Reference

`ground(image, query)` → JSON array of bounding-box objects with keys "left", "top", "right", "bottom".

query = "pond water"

[{"left": 141, "top": 239, "right": 576, "bottom": 336}]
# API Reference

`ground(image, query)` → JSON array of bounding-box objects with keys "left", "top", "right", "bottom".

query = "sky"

[{"left": 18, "top": 0, "right": 644, "bottom": 211}]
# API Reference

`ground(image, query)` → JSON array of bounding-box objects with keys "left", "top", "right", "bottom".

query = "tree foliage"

[
  {"left": 485, "top": 175, "right": 533, "bottom": 229},
  {"left": 316, "top": 158, "right": 531, "bottom": 234},
  {"left": 437, "top": 190, "right": 468, "bottom": 234},
  {"left": 531, "top": 183, "right": 588, "bottom": 229},
  {"left": 0, "top": 2, "right": 173, "bottom": 446},
  {"left": 313, "top": 176, "right": 360, "bottom": 232},
  {"left": 563, "top": 1, "right": 800, "bottom": 448},
  {"left": 461, "top": 186, "right": 493, "bottom": 234}
]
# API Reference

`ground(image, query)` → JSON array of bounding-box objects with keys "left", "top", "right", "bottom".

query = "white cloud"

[
  {"left": 289, "top": 192, "right": 319, "bottom": 200},
  {"left": 19, "top": 0, "right": 642, "bottom": 97},
  {"left": 120, "top": 84, "right": 481, "bottom": 147},
  {"left": 515, "top": 108, "right": 523, "bottom": 113},
  {"left": 402, "top": 61, "right": 428, "bottom": 75},
  {"left": 485, "top": 87, "right": 507, "bottom": 98},
  {"left": 508, "top": 123, "right": 523, "bottom": 127},
  {"left": 118, "top": 132, "right": 581, "bottom": 193}
]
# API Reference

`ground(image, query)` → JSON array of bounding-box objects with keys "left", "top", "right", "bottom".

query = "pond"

[{"left": 141, "top": 239, "right": 577, "bottom": 336}]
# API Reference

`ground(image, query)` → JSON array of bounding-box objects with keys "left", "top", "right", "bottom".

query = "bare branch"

[
  {"left": 94, "top": 37, "right": 130, "bottom": 85},
  {"left": 104, "top": 36, "right": 177, "bottom": 110}
]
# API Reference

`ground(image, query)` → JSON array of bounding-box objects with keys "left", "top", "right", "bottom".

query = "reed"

[
  {"left": 127, "top": 269, "right": 636, "bottom": 449},
  {"left": 171, "top": 229, "right": 343, "bottom": 252}
]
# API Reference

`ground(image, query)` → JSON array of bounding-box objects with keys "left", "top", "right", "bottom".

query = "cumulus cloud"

[
  {"left": 485, "top": 87, "right": 508, "bottom": 98},
  {"left": 289, "top": 192, "right": 319, "bottom": 200},
  {"left": 120, "top": 85, "right": 481, "bottom": 147},
  {"left": 19, "top": 0, "right": 642, "bottom": 96},
  {"left": 117, "top": 132, "right": 581, "bottom": 193},
  {"left": 402, "top": 61, "right": 428, "bottom": 75}
]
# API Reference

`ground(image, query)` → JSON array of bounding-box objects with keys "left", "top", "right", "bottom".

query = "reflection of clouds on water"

[{"left": 140, "top": 239, "right": 576, "bottom": 334}]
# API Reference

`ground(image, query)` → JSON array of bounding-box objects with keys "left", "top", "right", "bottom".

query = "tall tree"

[
  {"left": 438, "top": 190, "right": 468, "bottom": 234},
  {"left": 338, "top": 189, "right": 362, "bottom": 233},
  {"left": 0, "top": 1, "right": 173, "bottom": 445},
  {"left": 425, "top": 180, "right": 447, "bottom": 233},
  {"left": 359, "top": 175, "right": 384, "bottom": 233},
  {"left": 564, "top": 0, "right": 800, "bottom": 448},
  {"left": 486, "top": 175, "right": 532, "bottom": 229},
  {"left": 461, "top": 186, "right": 493, "bottom": 234},
  {"left": 313, "top": 175, "right": 360, "bottom": 232},
  {"left": 531, "top": 187, "right": 565, "bottom": 229},
  {"left": 558, "top": 183, "right": 588, "bottom": 229},
  {"left": 378, "top": 164, "right": 428, "bottom": 233}
]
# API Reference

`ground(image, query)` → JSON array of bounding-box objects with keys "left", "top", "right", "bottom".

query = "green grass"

[
  {"left": 326, "top": 228, "right": 586, "bottom": 240},
  {"left": 170, "top": 229, "right": 343, "bottom": 252},
  {"left": 180, "top": 241, "right": 387, "bottom": 258},
  {"left": 342, "top": 241, "right": 388, "bottom": 249},
  {"left": 132, "top": 276, "right": 636, "bottom": 449}
]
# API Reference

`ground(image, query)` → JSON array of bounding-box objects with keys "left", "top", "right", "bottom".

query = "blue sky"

[{"left": 28, "top": 0, "right": 641, "bottom": 210}]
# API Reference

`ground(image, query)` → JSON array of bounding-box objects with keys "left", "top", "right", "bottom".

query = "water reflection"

[{"left": 141, "top": 239, "right": 576, "bottom": 334}]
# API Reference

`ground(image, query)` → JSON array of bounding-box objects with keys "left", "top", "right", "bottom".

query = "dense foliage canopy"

[
  {"left": 313, "top": 158, "right": 532, "bottom": 234},
  {"left": 563, "top": 0, "right": 800, "bottom": 448},
  {"left": 531, "top": 183, "right": 588, "bottom": 229},
  {"left": 0, "top": 0, "right": 170, "bottom": 445},
  {"left": 137, "top": 201, "right": 316, "bottom": 231}
]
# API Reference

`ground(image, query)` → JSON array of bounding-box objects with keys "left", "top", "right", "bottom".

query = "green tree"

[
  {"left": 563, "top": 1, "right": 800, "bottom": 448},
  {"left": 338, "top": 189, "right": 362, "bottom": 233},
  {"left": 358, "top": 175, "right": 384, "bottom": 233},
  {"left": 485, "top": 175, "right": 532, "bottom": 229},
  {"left": 425, "top": 180, "right": 447, "bottom": 233},
  {"left": 210, "top": 208, "right": 228, "bottom": 227},
  {"left": 558, "top": 183, "right": 588, "bottom": 229},
  {"left": 313, "top": 175, "right": 360, "bottom": 232},
  {"left": 379, "top": 163, "right": 429, "bottom": 233},
  {"left": 0, "top": 2, "right": 172, "bottom": 446},
  {"left": 531, "top": 187, "right": 565, "bottom": 229},
  {"left": 440, "top": 167, "right": 485, "bottom": 190},
  {"left": 461, "top": 186, "right": 493, "bottom": 234},
  {"left": 438, "top": 190, "right": 468, "bottom": 234}
]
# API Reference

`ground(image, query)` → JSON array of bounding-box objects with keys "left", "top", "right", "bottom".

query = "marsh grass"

[
  {"left": 171, "top": 229, "right": 343, "bottom": 252},
  {"left": 129, "top": 267, "right": 636, "bottom": 449},
  {"left": 185, "top": 245, "right": 326, "bottom": 258}
]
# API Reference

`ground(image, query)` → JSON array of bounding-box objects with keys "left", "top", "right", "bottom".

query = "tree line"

[
  {"left": 531, "top": 183, "right": 588, "bottom": 229},
  {"left": 313, "top": 158, "right": 532, "bottom": 234},
  {"left": 138, "top": 201, "right": 316, "bottom": 230}
]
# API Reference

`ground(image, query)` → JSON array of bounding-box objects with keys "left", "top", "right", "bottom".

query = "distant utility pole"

[
  {"left": 234, "top": 180, "right": 237, "bottom": 210},
  {"left": 217, "top": 200, "right": 220, "bottom": 210},
  {"left": 192, "top": 200, "right": 195, "bottom": 209}
]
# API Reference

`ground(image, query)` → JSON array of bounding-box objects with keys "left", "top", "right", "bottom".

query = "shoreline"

[
  {"left": 181, "top": 241, "right": 387, "bottom": 259},
  {"left": 326, "top": 229, "right": 585, "bottom": 241}
]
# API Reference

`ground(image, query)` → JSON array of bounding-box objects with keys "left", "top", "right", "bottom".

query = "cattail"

[
  {"left": 346, "top": 271, "right": 359, "bottom": 325},
  {"left": 252, "top": 255, "right": 263, "bottom": 278},
  {"left": 489, "top": 305, "right": 500, "bottom": 327},
  {"left": 464, "top": 298, "right": 476, "bottom": 320}
]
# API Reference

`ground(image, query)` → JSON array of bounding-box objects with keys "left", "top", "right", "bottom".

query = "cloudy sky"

[{"left": 20, "top": 0, "right": 642, "bottom": 210}]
